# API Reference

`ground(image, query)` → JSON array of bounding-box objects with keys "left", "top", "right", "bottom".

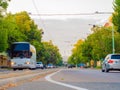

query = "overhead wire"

[
  {"left": 32, "top": 0, "right": 54, "bottom": 42},
  {"left": 31, "top": 0, "right": 112, "bottom": 48},
  {"left": 28, "top": 12, "right": 112, "bottom": 16}
]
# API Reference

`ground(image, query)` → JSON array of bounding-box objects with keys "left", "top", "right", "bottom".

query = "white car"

[
  {"left": 47, "top": 64, "right": 54, "bottom": 68},
  {"left": 102, "top": 54, "right": 120, "bottom": 72},
  {"left": 36, "top": 62, "right": 44, "bottom": 69}
]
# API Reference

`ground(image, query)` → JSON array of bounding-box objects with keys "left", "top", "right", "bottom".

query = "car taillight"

[{"left": 108, "top": 60, "right": 114, "bottom": 63}]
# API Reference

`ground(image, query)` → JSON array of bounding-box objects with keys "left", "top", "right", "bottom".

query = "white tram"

[{"left": 9, "top": 42, "right": 36, "bottom": 70}]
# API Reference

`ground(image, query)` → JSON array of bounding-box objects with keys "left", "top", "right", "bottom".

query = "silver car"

[
  {"left": 102, "top": 54, "right": 120, "bottom": 72},
  {"left": 36, "top": 62, "right": 44, "bottom": 69}
]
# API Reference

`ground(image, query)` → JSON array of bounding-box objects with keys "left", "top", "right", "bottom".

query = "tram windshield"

[{"left": 11, "top": 43, "right": 31, "bottom": 58}]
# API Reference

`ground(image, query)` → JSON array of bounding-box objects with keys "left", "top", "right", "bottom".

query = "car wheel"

[
  {"left": 41, "top": 67, "right": 44, "bottom": 69},
  {"left": 13, "top": 68, "right": 17, "bottom": 71},
  {"left": 102, "top": 69, "right": 105, "bottom": 72},
  {"left": 105, "top": 67, "right": 109, "bottom": 72}
]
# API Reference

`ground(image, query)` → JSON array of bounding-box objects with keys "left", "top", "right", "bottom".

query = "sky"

[
  {"left": 7, "top": 0, "right": 114, "bottom": 60},
  {"left": 7, "top": 0, "right": 113, "bottom": 18}
]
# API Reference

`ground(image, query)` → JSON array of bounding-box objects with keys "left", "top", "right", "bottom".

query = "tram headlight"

[
  {"left": 25, "top": 61, "right": 30, "bottom": 64},
  {"left": 11, "top": 61, "right": 16, "bottom": 65}
]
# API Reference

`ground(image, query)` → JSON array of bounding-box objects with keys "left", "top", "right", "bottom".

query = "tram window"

[{"left": 12, "top": 44, "right": 29, "bottom": 51}]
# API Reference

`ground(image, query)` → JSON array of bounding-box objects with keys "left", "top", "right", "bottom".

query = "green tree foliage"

[
  {"left": 0, "top": 10, "right": 62, "bottom": 65},
  {"left": 5, "top": 11, "right": 42, "bottom": 52},
  {"left": 0, "top": 0, "right": 10, "bottom": 52},
  {"left": 14, "top": 12, "right": 42, "bottom": 44},
  {"left": 81, "top": 40, "right": 92, "bottom": 62},
  {"left": 0, "top": 11, "right": 42, "bottom": 54},
  {"left": 68, "top": 0, "right": 120, "bottom": 66},
  {"left": 69, "top": 26, "right": 120, "bottom": 65},
  {"left": 0, "top": 0, "right": 10, "bottom": 17},
  {"left": 15, "top": 12, "right": 32, "bottom": 32},
  {"left": 0, "top": 0, "right": 62, "bottom": 65},
  {"left": 4, "top": 13, "right": 27, "bottom": 46},
  {"left": 39, "top": 41, "right": 62, "bottom": 65},
  {"left": 68, "top": 39, "right": 84, "bottom": 65},
  {"left": 112, "top": 0, "right": 120, "bottom": 32},
  {"left": 0, "top": 19, "right": 8, "bottom": 52},
  {"left": 86, "top": 26, "right": 113, "bottom": 60}
]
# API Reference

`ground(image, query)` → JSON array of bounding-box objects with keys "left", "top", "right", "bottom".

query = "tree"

[
  {"left": 85, "top": 26, "right": 113, "bottom": 60},
  {"left": 68, "top": 39, "right": 85, "bottom": 65},
  {"left": 112, "top": 0, "right": 120, "bottom": 32},
  {"left": 69, "top": 25, "right": 120, "bottom": 66},
  {"left": 14, "top": 11, "right": 42, "bottom": 43},
  {"left": 0, "top": 19, "right": 8, "bottom": 52},
  {"left": 0, "top": 0, "right": 10, "bottom": 17},
  {"left": 0, "top": 0, "right": 10, "bottom": 52},
  {"left": 39, "top": 41, "right": 62, "bottom": 65},
  {"left": 4, "top": 11, "right": 43, "bottom": 53},
  {"left": 4, "top": 13, "right": 27, "bottom": 46}
]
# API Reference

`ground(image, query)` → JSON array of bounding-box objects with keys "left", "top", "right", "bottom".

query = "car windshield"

[
  {"left": 37, "top": 62, "right": 42, "bottom": 64},
  {"left": 111, "top": 55, "right": 120, "bottom": 59},
  {"left": 48, "top": 64, "right": 53, "bottom": 66}
]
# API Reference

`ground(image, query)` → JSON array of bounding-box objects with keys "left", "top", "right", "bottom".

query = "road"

[
  {"left": 52, "top": 69, "right": 120, "bottom": 90},
  {"left": 1, "top": 68, "right": 120, "bottom": 90}
]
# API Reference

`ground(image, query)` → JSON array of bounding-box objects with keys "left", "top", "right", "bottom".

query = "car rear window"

[
  {"left": 37, "top": 62, "right": 42, "bottom": 64},
  {"left": 111, "top": 55, "right": 120, "bottom": 59}
]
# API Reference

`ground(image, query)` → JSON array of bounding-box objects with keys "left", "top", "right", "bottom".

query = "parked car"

[
  {"left": 47, "top": 64, "right": 54, "bottom": 68},
  {"left": 77, "top": 63, "right": 87, "bottom": 68},
  {"left": 36, "top": 62, "right": 44, "bottom": 69},
  {"left": 102, "top": 54, "right": 120, "bottom": 72},
  {"left": 67, "top": 64, "right": 75, "bottom": 68}
]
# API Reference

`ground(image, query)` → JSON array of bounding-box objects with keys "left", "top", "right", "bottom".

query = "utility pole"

[{"left": 112, "top": 24, "right": 115, "bottom": 54}]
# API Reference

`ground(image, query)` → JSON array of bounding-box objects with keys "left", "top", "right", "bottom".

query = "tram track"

[
  {"left": 0, "top": 69, "right": 59, "bottom": 90},
  {"left": 0, "top": 70, "right": 36, "bottom": 79}
]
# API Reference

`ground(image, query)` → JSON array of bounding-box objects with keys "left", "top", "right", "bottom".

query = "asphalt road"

[
  {"left": 52, "top": 69, "right": 120, "bottom": 90},
  {"left": 8, "top": 68, "right": 120, "bottom": 90}
]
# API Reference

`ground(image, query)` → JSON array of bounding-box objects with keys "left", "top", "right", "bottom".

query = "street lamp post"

[
  {"left": 95, "top": 11, "right": 115, "bottom": 54},
  {"left": 89, "top": 23, "right": 115, "bottom": 54},
  {"left": 112, "top": 24, "right": 115, "bottom": 54}
]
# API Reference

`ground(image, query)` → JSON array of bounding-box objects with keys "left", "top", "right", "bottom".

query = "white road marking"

[{"left": 45, "top": 69, "right": 88, "bottom": 90}]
